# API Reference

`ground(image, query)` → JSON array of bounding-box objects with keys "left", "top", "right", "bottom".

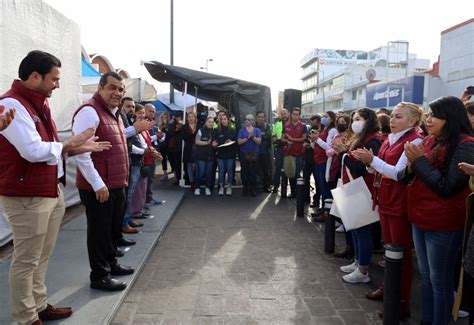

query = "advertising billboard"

[{"left": 366, "top": 76, "right": 424, "bottom": 109}]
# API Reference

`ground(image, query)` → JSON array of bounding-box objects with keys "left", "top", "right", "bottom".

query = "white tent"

[
  {"left": 82, "top": 78, "right": 158, "bottom": 103},
  {"left": 0, "top": 0, "right": 82, "bottom": 246}
]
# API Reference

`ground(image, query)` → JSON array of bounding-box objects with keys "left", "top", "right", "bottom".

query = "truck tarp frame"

[{"left": 143, "top": 61, "right": 272, "bottom": 127}]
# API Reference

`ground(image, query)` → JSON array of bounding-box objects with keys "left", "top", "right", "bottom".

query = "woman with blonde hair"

[
  {"left": 354, "top": 102, "right": 424, "bottom": 319},
  {"left": 158, "top": 112, "right": 171, "bottom": 181}
]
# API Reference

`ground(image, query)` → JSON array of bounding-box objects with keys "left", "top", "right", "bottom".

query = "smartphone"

[{"left": 467, "top": 86, "right": 474, "bottom": 95}]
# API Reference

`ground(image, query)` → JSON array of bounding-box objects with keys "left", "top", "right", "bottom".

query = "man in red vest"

[
  {"left": 0, "top": 50, "right": 111, "bottom": 325},
  {"left": 72, "top": 72, "right": 134, "bottom": 292}
]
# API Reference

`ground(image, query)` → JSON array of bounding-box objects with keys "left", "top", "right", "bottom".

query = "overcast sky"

[{"left": 45, "top": 0, "right": 472, "bottom": 107}]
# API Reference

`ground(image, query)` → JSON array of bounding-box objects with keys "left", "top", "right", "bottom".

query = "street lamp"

[
  {"left": 200, "top": 58, "right": 213, "bottom": 72},
  {"left": 319, "top": 70, "right": 326, "bottom": 113}
]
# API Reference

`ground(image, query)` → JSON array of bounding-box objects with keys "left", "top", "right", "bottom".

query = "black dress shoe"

[
  {"left": 116, "top": 238, "right": 136, "bottom": 247},
  {"left": 115, "top": 248, "right": 124, "bottom": 257},
  {"left": 90, "top": 277, "right": 127, "bottom": 291},
  {"left": 110, "top": 264, "right": 135, "bottom": 276},
  {"left": 133, "top": 213, "right": 149, "bottom": 220}
]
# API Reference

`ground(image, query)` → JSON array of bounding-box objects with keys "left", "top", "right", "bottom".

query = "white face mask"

[{"left": 351, "top": 120, "right": 366, "bottom": 134}]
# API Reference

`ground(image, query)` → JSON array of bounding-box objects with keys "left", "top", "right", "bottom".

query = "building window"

[{"left": 352, "top": 90, "right": 357, "bottom": 100}]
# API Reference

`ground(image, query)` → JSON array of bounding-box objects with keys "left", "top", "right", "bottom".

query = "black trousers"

[
  {"left": 257, "top": 153, "right": 272, "bottom": 188},
  {"left": 302, "top": 160, "right": 317, "bottom": 204},
  {"left": 79, "top": 188, "right": 126, "bottom": 281}
]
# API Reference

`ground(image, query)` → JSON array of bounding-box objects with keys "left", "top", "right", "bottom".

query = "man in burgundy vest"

[
  {"left": 0, "top": 51, "right": 110, "bottom": 325},
  {"left": 282, "top": 107, "right": 307, "bottom": 197},
  {"left": 72, "top": 72, "right": 134, "bottom": 292}
]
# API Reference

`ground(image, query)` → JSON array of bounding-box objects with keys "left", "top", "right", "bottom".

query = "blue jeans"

[
  {"left": 412, "top": 224, "right": 463, "bottom": 325},
  {"left": 314, "top": 161, "right": 332, "bottom": 201},
  {"left": 352, "top": 224, "right": 373, "bottom": 267},
  {"left": 187, "top": 162, "right": 195, "bottom": 183},
  {"left": 123, "top": 165, "right": 141, "bottom": 227},
  {"left": 217, "top": 158, "right": 235, "bottom": 186},
  {"left": 196, "top": 160, "right": 214, "bottom": 189}
]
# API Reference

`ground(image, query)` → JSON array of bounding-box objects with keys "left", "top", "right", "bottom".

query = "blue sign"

[{"left": 366, "top": 76, "right": 424, "bottom": 109}]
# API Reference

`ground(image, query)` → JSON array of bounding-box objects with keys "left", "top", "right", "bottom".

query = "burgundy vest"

[
  {"left": 407, "top": 135, "right": 474, "bottom": 232},
  {"left": 376, "top": 129, "right": 422, "bottom": 216},
  {"left": 73, "top": 93, "right": 129, "bottom": 190},
  {"left": 0, "top": 80, "right": 62, "bottom": 198},
  {"left": 283, "top": 121, "right": 305, "bottom": 157},
  {"left": 313, "top": 128, "right": 329, "bottom": 164}
]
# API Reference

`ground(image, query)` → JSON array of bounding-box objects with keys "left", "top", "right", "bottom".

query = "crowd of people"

[{"left": 0, "top": 50, "right": 473, "bottom": 325}]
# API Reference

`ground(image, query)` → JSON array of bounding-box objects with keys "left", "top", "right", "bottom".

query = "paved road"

[{"left": 112, "top": 190, "right": 467, "bottom": 325}]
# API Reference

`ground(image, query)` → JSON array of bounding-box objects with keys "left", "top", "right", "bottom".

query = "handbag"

[
  {"left": 330, "top": 154, "right": 379, "bottom": 231},
  {"left": 329, "top": 179, "right": 343, "bottom": 218},
  {"left": 283, "top": 156, "right": 296, "bottom": 178},
  {"left": 243, "top": 150, "right": 258, "bottom": 163}
]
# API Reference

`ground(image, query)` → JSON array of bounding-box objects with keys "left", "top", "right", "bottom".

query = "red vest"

[
  {"left": 283, "top": 121, "right": 305, "bottom": 157},
  {"left": 141, "top": 130, "right": 154, "bottom": 165},
  {"left": 342, "top": 132, "right": 383, "bottom": 187},
  {"left": 313, "top": 128, "right": 329, "bottom": 164},
  {"left": 377, "top": 129, "right": 422, "bottom": 216},
  {"left": 407, "top": 135, "right": 474, "bottom": 231},
  {"left": 73, "top": 93, "right": 129, "bottom": 190},
  {"left": 0, "top": 80, "right": 62, "bottom": 198}
]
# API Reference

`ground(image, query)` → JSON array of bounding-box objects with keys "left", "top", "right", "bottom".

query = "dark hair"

[
  {"left": 121, "top": 96, "right": 134, "bottom": 104},
  {"left": 377, "top": 108, "right": 390, "bottom": 115},
  {"left": 135, "top": 103, "right": 145, "bottom": 113},
  {"left": 18, "top": 50, "right": 61, "bottom": 81},
  {"left": 350, "top": 108, "right": 380, "bottom": 150},
  {"left": 377, "top": 113, "right": 391, "bottom": 135},
  {"left": 310, "top": 115, "right": 321, "bottom": 121},
  {"left": 291, "top": 107, "right": 301, "bottom": 114},
  {"left": 325, "top": 110, "right": 336, "bottom": 130},
  {"left": 256, "top": 110, "right": 265, "bottom": 117},
  {"left": 465, "top": 102, "right": 474, "bottom": 116},
  {"left": 429, "top": 96, "right": 473, "bottom": 165},
  {"left": 336, "top": 114, "right": 350, "bottom": 126},
  {"left": 99, "top": 71, "right": 123, "bottom": 87}
]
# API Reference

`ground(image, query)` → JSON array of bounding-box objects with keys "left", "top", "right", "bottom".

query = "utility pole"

[{"left": 170, "top": 0, "right": 174, "bottom": 104}]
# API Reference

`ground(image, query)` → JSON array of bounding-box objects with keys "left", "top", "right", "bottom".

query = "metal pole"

[
  {"left": 383, "top": 243, "right": 404, "bottom": 325},
  {"left": 324, "top": 199, "right": 335, "bottom": 253},
  {"left": 169, "top": 0, "right": 174, "bottom": 104},
  {"left": 296, "top": 178, "right": 305, "bottom": 218}
]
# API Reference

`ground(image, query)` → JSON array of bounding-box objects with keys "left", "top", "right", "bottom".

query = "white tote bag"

[
  {"left": 330, "top": 155, "right": 379, "bottom": 231},
  {"left": 329, "top": 178, "right": 342, "bottom": 218}
]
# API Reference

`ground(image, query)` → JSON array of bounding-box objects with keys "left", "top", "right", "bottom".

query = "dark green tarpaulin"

[{"left": 144, "top": 61, "right": 272, "bottom": 127}]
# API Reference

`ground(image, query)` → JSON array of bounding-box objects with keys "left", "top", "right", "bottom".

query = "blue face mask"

[
  {"left": 244, "top": 120, "right": 252, "bottom": 127},
  {"left": 321, "top": 117, "right": 329, "bottom": 126}
]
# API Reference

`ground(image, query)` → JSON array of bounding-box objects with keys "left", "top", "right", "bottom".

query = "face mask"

[
  {"left": 244, "top": 120, "right": 252, "bottom": 127},
  {"left": 351, "top": 120, "right": 366, "bottom": 134},
  {"left": 321, "top": 117, "right": 329, "bottom": 126},
  {"left": 336, "top": 124, "right": 347, "bottom": 133}
]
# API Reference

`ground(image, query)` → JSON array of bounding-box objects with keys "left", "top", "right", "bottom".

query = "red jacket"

[
  {"left": 407, "top": 135, "right": 474, "bottom": 231},
  {"left": 141, "top": 130, "right": 154, "bottom": 165},
  {"left": 0, "top": 80, "right": 62, "bottom": 198},
  {"left": 313, "top": 128, "right": 329, "bottom": 165},
  {"left": 376, "top": 129, "right": 422, "bottom": 216},
  {"left": 283, "top": 121, "right": 305, "bottom": 157},
  {"left": 74, "top": 93, "right": 129, "bottom": 190}
]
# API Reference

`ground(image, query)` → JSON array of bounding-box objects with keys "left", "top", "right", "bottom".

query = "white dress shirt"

[
  {"left": 0, "top": 97, "right": 64, "bottom": 178},
  {"left": 73, "top": 105, "right": 119, "bottom": 191},
  {"left": 369, "top": 128, "right": 423, "bottom": 181}
]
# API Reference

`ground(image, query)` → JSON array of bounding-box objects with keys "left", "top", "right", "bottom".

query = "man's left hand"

[{"left": 0, "top": 105, "right": 16, "bottom": 131}]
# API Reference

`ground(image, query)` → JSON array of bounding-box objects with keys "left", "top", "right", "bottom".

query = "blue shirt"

[{"left": 238, "top": 127, "right": 261, "bottom": 153}]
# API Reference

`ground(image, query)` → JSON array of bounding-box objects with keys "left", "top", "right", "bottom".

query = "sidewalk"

[
  {"left": 0, "top": 188, "right": 184, "bottom": 325},
  {"left": 112, "top": 191, "right": 469, "bottom": 325}
]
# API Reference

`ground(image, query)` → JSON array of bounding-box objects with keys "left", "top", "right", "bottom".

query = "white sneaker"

[
  {"left": 458, "top": 310, "right": 469, "bottom": 318},
  {"left": 342, "top": 268, "right": 370, "bottom": 284},
  {"left": 205, "top": 188, "right": 211, "bottom": 196},
  {"left": 336, "top": 225, "right": 345, "bottom": 233},
  {"left": 226, "top": 186, "right": 232, "bottom": 196},
  {"left": 218, "top": 186, "right": 224, "bottom": 196},
  {"left": 194, "top": 188, "right": 200, "bottom": 196},
  {"left": 340, "top": 261, "right": 358, "bottom": 273}
]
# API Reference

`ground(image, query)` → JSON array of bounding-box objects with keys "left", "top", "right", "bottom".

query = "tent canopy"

[{"left": 143, "top": 61, "right": 272, "bottom": 127}]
